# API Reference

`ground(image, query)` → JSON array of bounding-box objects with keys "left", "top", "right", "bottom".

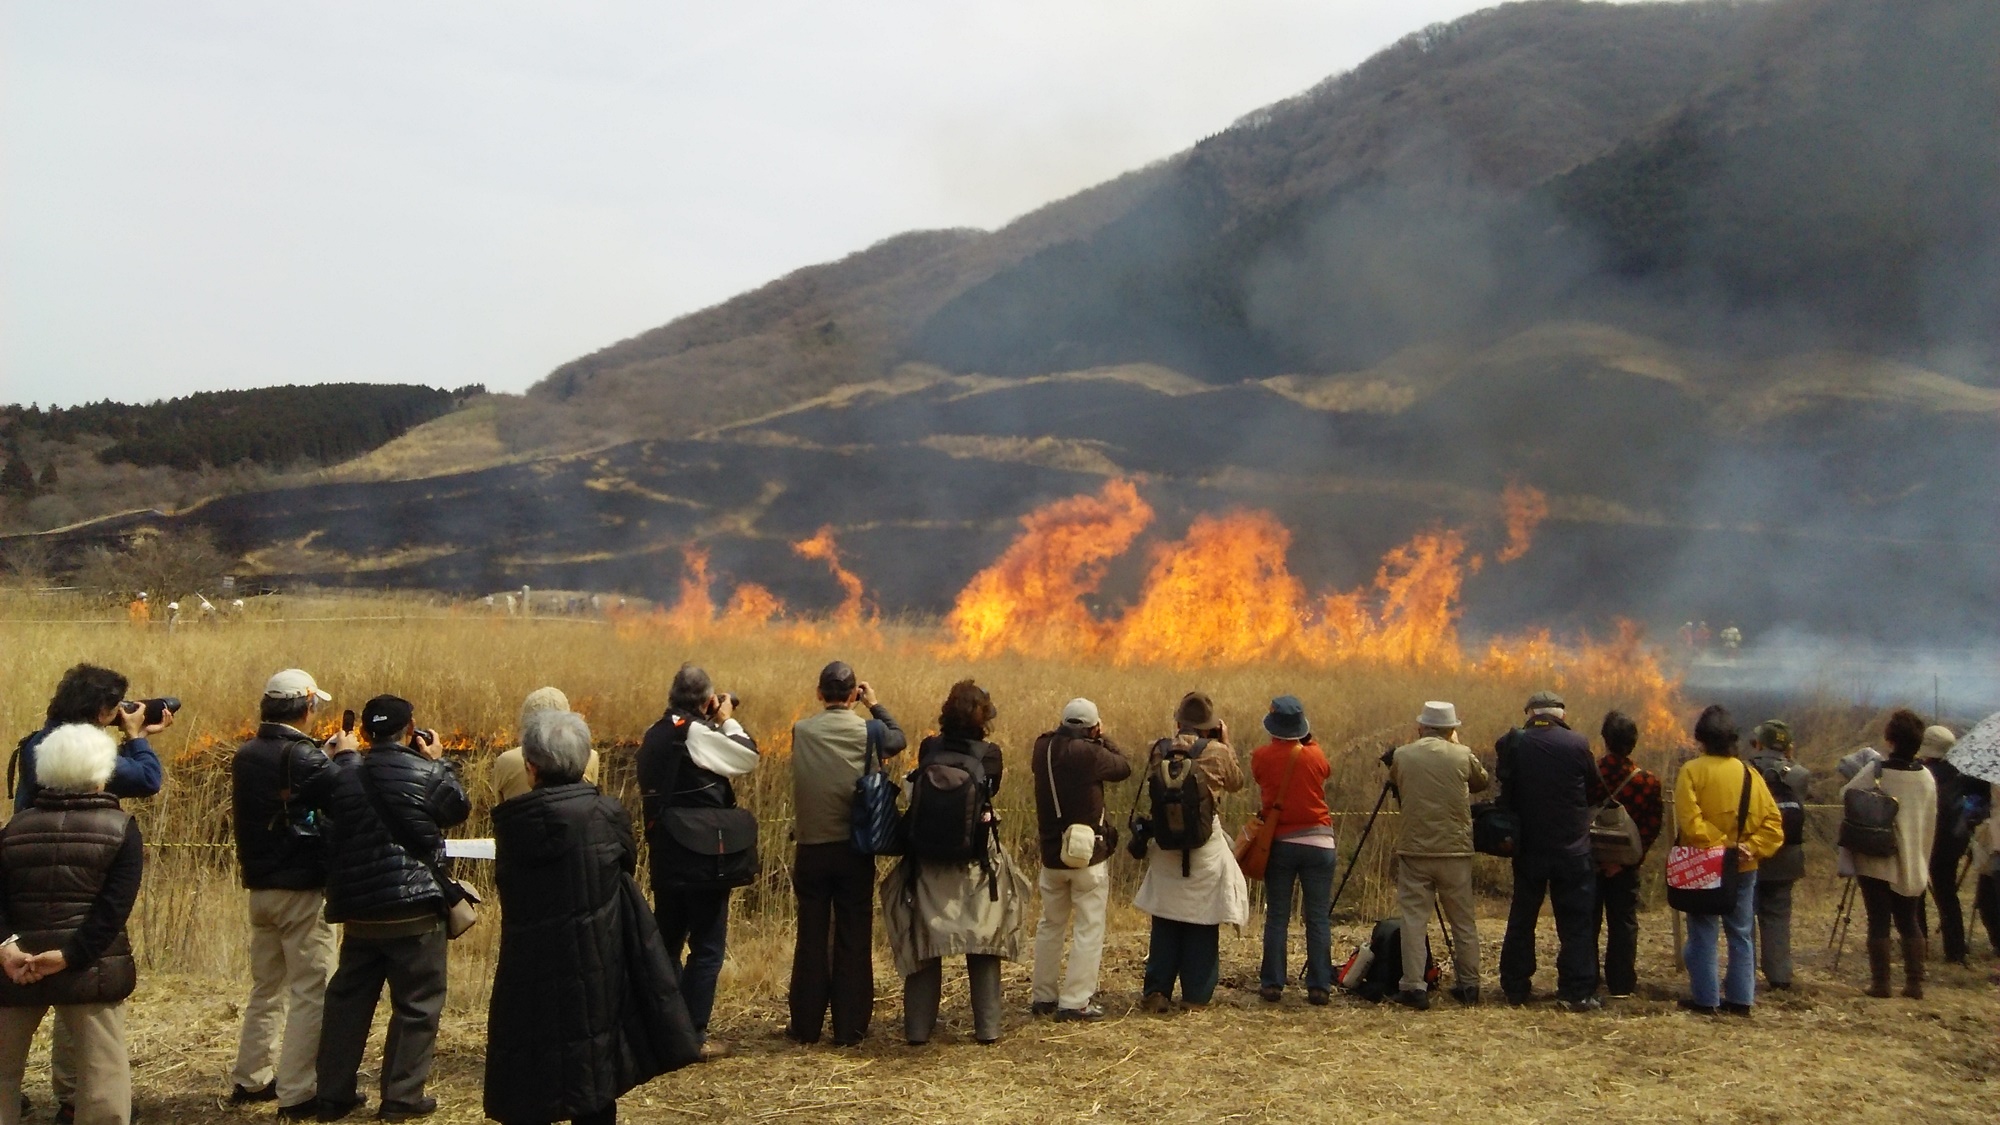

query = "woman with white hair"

[
  {"left": 484, "top": 711, "right": 698, "bottom": 1125},
  {"left": 488, "top": 687, "right": 599, "bottom": 804},
  {"left": 0, "top": 723, "right": 144, "bottom": 1125}
]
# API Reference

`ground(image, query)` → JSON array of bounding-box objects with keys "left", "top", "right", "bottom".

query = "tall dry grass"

[{"left": 0, "top": 587, "right": 1888, "bottom": 1011}]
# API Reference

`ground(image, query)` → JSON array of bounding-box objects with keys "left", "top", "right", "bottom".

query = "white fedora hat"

[{"left": 1417, "top": 701, "right": 1462, "bottom": 729}]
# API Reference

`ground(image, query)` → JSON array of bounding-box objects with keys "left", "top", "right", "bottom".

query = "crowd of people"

[{"left": 0, "top": 660, "right": 1995, "bottom": 1124}]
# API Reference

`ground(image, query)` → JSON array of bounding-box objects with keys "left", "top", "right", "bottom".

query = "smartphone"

[{"left": 341, "top": 709, "right": 357, "bottom": 734}]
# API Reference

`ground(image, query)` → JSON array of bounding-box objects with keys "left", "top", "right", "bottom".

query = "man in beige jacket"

[
  {"left": 489, "top": 687, "right": 598, "bottom": 803},
  {"left": 1388, "top": 701, "right": 1490, "bottom": 1009}
]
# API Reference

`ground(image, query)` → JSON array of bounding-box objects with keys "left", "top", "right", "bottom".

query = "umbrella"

[{"left": 1946, "top": 711, "right": 2000, "bottom": 784}]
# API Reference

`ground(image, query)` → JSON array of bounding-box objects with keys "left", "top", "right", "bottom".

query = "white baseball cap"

[
  {"left": 264, "top": 668, "right": 332, "bottom": 703},
  {"left": 1061, "top": 698, "right": 1100, "bottom": 728}
]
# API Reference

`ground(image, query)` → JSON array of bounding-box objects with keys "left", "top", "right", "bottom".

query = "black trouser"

[
  {"left": 903, "top": 955, "right": 1002, "bottom": 1044},
  {"left": 788, "top": 843, "right": 876, "bottom": 1044},
  {"left": 1927, "top": 831, "right": 1970, "bottom": 962},
  {"left": 316, "top": 924, "right": 448, "bottom": 1111},
  {"left": 1500, "top": 850, "right": 1598, "bottom": 1002},
  {"left": 1755, "top": 878, "right": 1796, "bottom": 986},
  {"left": 1976, "top": 872, "right": 2000, "bottom": 955},
  {"left": 1860, "top": 876, "right": 1923, "bottom": 941},
  {"left": 1592, "top": 865, "right": 1641, "bottom": 995},
  {"left": 654, "top": 887, "right": 731, "bottom": 1037}
]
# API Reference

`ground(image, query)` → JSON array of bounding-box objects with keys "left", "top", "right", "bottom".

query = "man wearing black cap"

[
  {"left": 1495, "top": 691, "right": 1607, "bottom": 1011},
  {"left": 783, "top": 662, "right": 907, "bottom": 1046},
  {"left": 304, "top": 695, "right": 471, "bottom": 1121}
]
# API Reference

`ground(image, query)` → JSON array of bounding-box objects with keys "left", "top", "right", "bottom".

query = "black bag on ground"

[
  {"left": 904, "top": 746, "right": 992, "bottom": 863},
  {"left": 1471, "top": 801, "right": 1519, "bottom": 857},
  {"left": 1337, "top": 917, "right": 1439, "bottom": 1002},
  {"left": 1839, "top": 763, "right": 1901, "bottom": 858},
  {"left": 850, "top": 719, "right": 903, "bottom": 856},
  {"left": 1148, "top": 738, "right": 1215, "bottom": 876}
]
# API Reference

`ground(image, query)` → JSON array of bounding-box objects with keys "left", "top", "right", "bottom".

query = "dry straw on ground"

[{"left": 1, "top": 591, "right": 1993, "bottom": 1123}]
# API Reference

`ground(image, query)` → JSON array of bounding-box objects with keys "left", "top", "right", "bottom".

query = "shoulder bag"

[
  {"left": 850, "top": 719, "right": 904, "bottom": 855},
  {"left": 1839, "top": 762, "right": 1901, "bottom": 858},
  {"left": 1043, "top": 735, "right": 1101, "bottom": 869},
  {"left": 1665, "top": 762, "right": 1751, "bottom": 915},
  {"left": 645, "top": 727, "right": 760, "bottom": 888},
  {"left": 1233, "top": 743, "right": 1303, "bottom": 881},
  {"left": 358, "top": 764, "right": 480, "bottom": 939}
]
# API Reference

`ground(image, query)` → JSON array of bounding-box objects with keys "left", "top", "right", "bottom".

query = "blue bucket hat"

[{"left": 1263, "top": 695, "right": 1309, "bottom": 741}]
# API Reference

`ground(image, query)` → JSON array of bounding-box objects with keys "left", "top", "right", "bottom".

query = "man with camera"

[
  {"left": 784, "top": 661, "right": 907, "bottom": 1047},
  {"left": 1495, "top": 690, "right": 1607, "bottom": 1012},
  {"left": 8, "top": 663, "right": 172, "bottom": 1122},
  {"left": 227, "top": 669, "right": 353, "bottom": 1118},
  {"left": 1388, "top": 702, "right": 1490, "bottom": 1010},
  {"left": 11, "top": 664, "right": 169, "bottom": 815},
  {"left": 305, "top": 695, "right": 470, "bottom": 1123},
  {"left": 1029, "top": 698, "right": 1131, "bottom": 1023},
  {"left": 636, "top": 664, "right": 759, "bottom": 1062}
]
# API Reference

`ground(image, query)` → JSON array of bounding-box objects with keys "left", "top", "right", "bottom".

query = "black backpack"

[
  {"left": 1148, "top": 737, "right": 1216, "bottom": 875},
  {"left": 1759, "top": 760, "right": 1807, "bottom": 847},
  {"left": 904, "top": 744, "right": 993, "bottom": 864},
  {"left": 1339, "top": 917, "right": 1439, "bottom": 1002}
]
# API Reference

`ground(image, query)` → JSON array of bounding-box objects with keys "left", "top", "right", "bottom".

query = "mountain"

[{"left": 10, "top": 0, "right": 1998, "bottom": 644}]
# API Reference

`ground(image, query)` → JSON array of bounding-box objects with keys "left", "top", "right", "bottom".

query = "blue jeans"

[
  {"left": 1143, "top": 918, "right": 1220, "bottom": 1003},
  {"left": 655, "top": 887, "right": 730, "bottom": 1037},
  {"left": 1260, "top": 841, "right": 1337, "bottom": 990},
  {"left": 1684, "top": 869, "right": 1758, "bottom": 1007}
]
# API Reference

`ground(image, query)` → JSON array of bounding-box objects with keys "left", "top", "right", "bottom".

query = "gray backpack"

[{"left": 1588, "top": 768, "right": 1645, "bottom": 866}]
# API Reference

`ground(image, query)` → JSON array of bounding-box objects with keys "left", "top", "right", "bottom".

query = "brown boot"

[
  {"left": 1902, "top": 935, "right": 1926, "bottom": 999},
  {"left": 1865, "top": 939, "right": 1894, "bottom": 998}
]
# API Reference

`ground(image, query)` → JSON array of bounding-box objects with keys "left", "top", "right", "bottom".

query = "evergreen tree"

[
  {"left": 1, "top": 453, "right": 36, "bottom": 498},
  {"left": 38, "top": 461, "right": 58, "bottom": 489}
]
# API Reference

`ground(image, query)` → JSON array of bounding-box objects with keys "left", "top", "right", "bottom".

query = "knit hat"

[
  {"left": 520, "top": 686, "right": 570, "bottom": 733},
  {"left": 1174, "top": 691, "right": 1216, "bottom": 731},
  {"left": 1918, "top": 725, "right": 1957, "bottom": 760}
]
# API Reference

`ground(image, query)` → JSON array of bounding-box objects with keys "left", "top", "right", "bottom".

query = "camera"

[
  {"left": 121, "top": 697, "right": 181, "bottom": 725},
  {"left": 1125, "top": 817, "right": 1153, "bottom": 861}
]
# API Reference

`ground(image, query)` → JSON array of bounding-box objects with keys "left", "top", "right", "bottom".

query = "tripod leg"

[
  {"left": 1435, "top": 899, "right": 1454, "bottom": 958},
  {"left": 1328, "top": 782, "right": 1392, "bottom": 919}
]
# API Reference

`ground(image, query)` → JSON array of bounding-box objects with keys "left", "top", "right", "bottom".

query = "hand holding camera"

[
  {"left": 116, "top": 697, "right": 180, "bottom": 738},
  {"left": 709, "top": 692, "right": 740, "bottom": 723},
  {"left": 411, "top": 728, "right": 443, "bottom": 760},
  {"left": 856, "top": 681, "right": 877, "bottom": 708}
]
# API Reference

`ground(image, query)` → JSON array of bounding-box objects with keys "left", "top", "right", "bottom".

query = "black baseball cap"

[
  {"left": 818, "top": 661, "right": 857, "bottom": 700},
  {"left": 361, "top": 695, "right": 414, "bottom": 740}
]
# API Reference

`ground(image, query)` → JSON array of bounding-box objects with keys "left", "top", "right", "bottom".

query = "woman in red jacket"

[{"left": 1252, "top": 696, "right": 1335, "bottom": 1004}]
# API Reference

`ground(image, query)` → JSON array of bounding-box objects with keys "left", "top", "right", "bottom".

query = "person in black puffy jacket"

[
  {"left": 304, "top": 694, "right": 470, "bottom": 1123},
  {"left": 485, "top": 710, "right": 699, "bottom": 1125}
]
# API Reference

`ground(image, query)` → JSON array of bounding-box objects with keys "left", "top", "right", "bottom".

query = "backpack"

[
  {"left": 1337, "top": 917, "right": 1439, "bottom": 1002},
  {"left": 1759, "top": 760, "right": 1807, "bottom": 847},
  {"left": 1148, "top": 737, "right": 1216, "bottom": 875},
  {"left": 1838, "top": 762, "right": 1900, "bottom": 858},
  {"left": 904, "top": 744, "right": 993, "bottom": 864},
  {"left": 1588, "top": 766, "right": 1645, "bottom": 866}
]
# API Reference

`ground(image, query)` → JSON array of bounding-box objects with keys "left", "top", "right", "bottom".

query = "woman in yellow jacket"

[{"left": 1674, "top": 706, "right": 1786, "bottom": 1014}]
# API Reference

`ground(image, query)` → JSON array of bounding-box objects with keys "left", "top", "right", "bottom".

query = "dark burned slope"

[{"left": 122, "top": 334, "right": 2000, "bottom": 642}]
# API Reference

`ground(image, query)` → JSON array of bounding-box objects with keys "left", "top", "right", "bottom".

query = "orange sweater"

[{"left": 1251, "top": 739, "right": 1332, "bottom": 834}]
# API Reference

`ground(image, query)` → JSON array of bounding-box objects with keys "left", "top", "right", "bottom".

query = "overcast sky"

[{"left": 5, "top": 1, "right": 1531, "bottom": 407}]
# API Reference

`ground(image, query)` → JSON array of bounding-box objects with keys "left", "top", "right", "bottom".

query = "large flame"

[
  {"left": 1497, "top": 481, "right": 1549, "bottom": 564},
  {"left": 792, "top": 526, "right": 869, "bottom": 625},
  {"left": 1111, "top": 510, "right": 1311, "bottom": 667},
  {"left": 946, "top": 478, "right": 1154, "bottom": 659}
]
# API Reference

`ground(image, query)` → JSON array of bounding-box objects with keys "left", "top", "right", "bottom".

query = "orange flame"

[
  {"left": 664, "top": 547, "right": 717, "bottom": 631},
  {"left": 1497, "top": 481, "right": 1549, "bottom": 564},
  {"left": 792, "top": 526, "right": 869, "bottom": 625},
  {"left": 946, "top": 478, "right": 1154, "bottom": 659},
  {"left": 723, "top": 582, "right": 787, "bottom": 625}
]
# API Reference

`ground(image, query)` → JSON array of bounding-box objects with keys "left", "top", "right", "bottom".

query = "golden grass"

[{"left": 2, "top": 589, "right": 1994, "bottom": 1123}]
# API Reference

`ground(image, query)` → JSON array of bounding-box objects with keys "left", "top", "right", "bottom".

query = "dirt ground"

[{"left": 22, "top": 901, "right": 1996, "bottom": 1125}]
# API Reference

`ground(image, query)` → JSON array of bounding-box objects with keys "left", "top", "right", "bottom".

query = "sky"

[{"left": 5, "top": 0, "right": 1537, "bottom": 407}]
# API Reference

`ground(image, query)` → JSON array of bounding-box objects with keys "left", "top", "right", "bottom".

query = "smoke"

[{"left": 1680, "top": 625, "right": 2000, "bottom": 720}]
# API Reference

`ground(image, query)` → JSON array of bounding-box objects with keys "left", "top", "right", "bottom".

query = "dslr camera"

[{"left": 121, "top": 697, "right": 182, "bottom": 725}]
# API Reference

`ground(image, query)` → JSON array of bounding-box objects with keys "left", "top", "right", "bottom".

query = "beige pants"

[
  {"left": 1396, "top": 854, "right": 1482, "bottom": 993},
  {"left": 0, "top": 1002, "right": 128, "bottom": 1125},
  {"left": 230, "top": 888, "right": 337, "bottom": 1106},
  {"left": 1031, "top": 862, "right": 1111, "bottom": 1011}
]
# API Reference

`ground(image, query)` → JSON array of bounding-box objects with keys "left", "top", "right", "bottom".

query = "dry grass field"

[{"left": 0, "top": 590, "right": 1993, "bottom": 1123}]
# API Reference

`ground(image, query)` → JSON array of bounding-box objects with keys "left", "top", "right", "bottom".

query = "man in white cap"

[
  {"left": 1028, "top": 698, "right": 1131, "bottom": 1021},
  {"left": 227, "top": 669, "right": 355, "bottom": 1118},
  {"left": 1387, "top": 702, "right": 1490, "bottom": 1009}
]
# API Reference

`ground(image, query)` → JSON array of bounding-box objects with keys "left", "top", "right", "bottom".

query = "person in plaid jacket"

[{"left": 1591, "top": 712, "right": 1663, "bottom": 998}]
